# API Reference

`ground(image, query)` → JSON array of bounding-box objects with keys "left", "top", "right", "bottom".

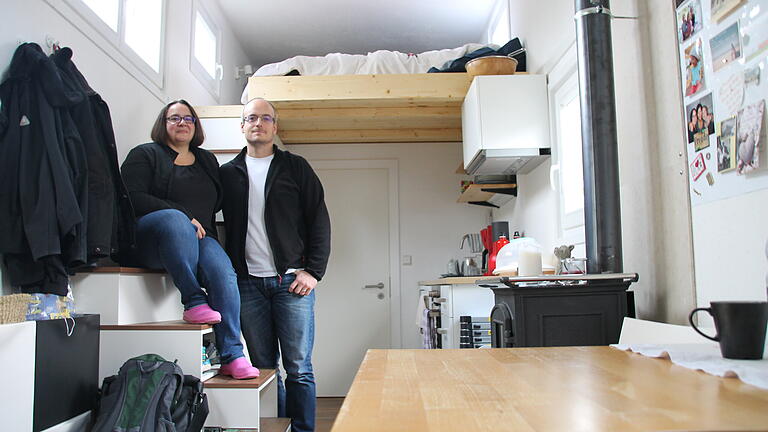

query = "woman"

[{"left": 121, "top": 100, "right": 259, "bottom": 379}]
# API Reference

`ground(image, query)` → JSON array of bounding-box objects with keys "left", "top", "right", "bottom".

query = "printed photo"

[
  {"left": 678, "top": 0, "right": 703, "bottom": 42},
  {"left": 736, "top": 100, "right": 765, "bottom": 174},
  {"left": 684, "top": 39, "right": 706, "bottom": 96},
  {"left": 710, "top": 21, "right": 742, "bottom": 73},
  {"left": 711, "top": 0, "right": 744, "bottom": 23},
  {"left": 686, "top": 93, "right": 716, "bottom": 150},
  {"left": 742, "top": 6, "right": 768, "bottom": 62},
  {"left": 717, "top": 116, "right": 737, "bottom": 172}
]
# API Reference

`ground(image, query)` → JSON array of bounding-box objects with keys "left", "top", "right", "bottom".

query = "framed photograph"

[
  {"left": 684, "top": 39, "right": 706, "bottom": 96},
  {"left": 736, "top": 100, "right": 765, "bottom": 174},
  {"left": 710, "top": 22, "right": 742, "bottom": 73},
  {"left": 711, "top": 0, "right": 744, "bottom": 23},
  {"left": 717, "top": 116, "right": 737, "bottom": 172},
  {"left": 691, "top": 152, "right": 707, "bottom": 180},
  {"left": 678, "top": 0, "right": 703, "bottom": 42},
  {"left": 685, "top": 93, "right": 716, "bottom": 149}
]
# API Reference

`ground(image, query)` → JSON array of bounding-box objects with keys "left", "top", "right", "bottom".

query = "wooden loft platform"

[{"left": 196, "top": 73, "right": 475, "bottom": 144}]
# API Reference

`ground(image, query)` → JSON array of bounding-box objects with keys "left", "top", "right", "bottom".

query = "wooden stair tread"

[
  {"left": 204, "top": 368, "right": 277, "bottom": 388},
  {"left": 101, "top": 320, "right": 211, "bottom": 331},
  {"left": 260, "top": 417, "right": 291, "bottom": 432},
  {"left": 74, "top": 266, "right": 166, "bottom": 274}
]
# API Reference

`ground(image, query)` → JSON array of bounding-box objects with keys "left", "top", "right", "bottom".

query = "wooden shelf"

[
  {"left": 204, "top": 369, "right": 277, "bottom": 389},
  {"left": 100, "top": 320, "right": 211, "bottom": 331},
  {"left": 457, "top": 183, "right": 517, "bottom": 206}
]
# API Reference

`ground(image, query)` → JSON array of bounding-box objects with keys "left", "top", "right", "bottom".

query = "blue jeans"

[
  {"left": 239, "top": 274, "right": 316, "bottom": 432},
  {"left": 135, "top": 209, "right": 244, "bottom": 364}
]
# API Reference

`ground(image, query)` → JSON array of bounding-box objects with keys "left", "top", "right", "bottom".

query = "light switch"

[{"left": 401, "top": 255, "right": 412, "bottom": 266}]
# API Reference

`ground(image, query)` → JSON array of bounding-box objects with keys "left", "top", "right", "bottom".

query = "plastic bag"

[{"left": 25, "top": 285, "right": 75, "bottom": 321}]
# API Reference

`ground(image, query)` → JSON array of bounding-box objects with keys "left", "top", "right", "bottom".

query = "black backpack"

[{"left": 92, "top": 353, "right": 209, "bottom": 432}]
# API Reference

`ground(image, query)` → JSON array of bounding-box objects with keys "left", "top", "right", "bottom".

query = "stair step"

[
  {"left": 75, "top": 266, "right": 165, "bottom": 274},
  {"left": 260, "top": 417, "right": 291, "bottom": 432},
  {"left": 204, "top": 369, "right": 277, "bottom": 389},
  {"left": 101, "top": 320, "right": 211, "bottom": 331}
]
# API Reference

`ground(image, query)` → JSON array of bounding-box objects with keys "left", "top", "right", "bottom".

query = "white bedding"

[{"left": 240, "top": 43, "right": 489, "bottom": 103}]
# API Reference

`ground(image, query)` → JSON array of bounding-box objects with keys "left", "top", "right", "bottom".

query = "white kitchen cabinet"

[{"left": 462, "top": 75, "right": 550, "bottom": 175}]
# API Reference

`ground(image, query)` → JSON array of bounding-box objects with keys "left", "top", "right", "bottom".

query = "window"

[
  {"left": 190, "top": 1, "right": 222, "bottom": 100},
  {"left": 487, "top": 1, "right": 511, "bottom": 46},
  {"left": 57, "top": 0, "right": 166, "bottom": 87},
  {"left": 549, "top": 44, "right": 586, "bottom": 254}
]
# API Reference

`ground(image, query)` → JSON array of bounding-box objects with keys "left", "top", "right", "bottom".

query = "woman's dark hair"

[{"left": 150, "top": 99, "right": 205, "bottom": 147}]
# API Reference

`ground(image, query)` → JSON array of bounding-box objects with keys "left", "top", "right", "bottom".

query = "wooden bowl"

[{"left": 465, "top": 56, "right": 518, "bottom": 76}]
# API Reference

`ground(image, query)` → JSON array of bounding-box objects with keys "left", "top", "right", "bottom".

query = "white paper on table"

[{"left": 611, "top": 343, "right": 768, "bottom": 390}]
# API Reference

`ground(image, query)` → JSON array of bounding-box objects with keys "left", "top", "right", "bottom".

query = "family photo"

[
  {"left": 686, "top": 93, "right": 716, "bottom": 151},
  {"left": 717, "top": 116, "right": 737, "bottom": 172},
  {"left": 678, "top": 0, "right": 703, "bottom": 42}
]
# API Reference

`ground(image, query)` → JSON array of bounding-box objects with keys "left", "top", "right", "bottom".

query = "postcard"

[
  {"left": 678, "top": 0, "right": 703, "bottom": 42},
  {"left": 710, "top": 21, "right": 742, "bottom": 73},
  {"left": 742, "top": 5, "right": 768, "bottom": 62},
  {"left": 717, "top": 116, "right": 737, "bottom": 172},
  {"left": 718, "top": 71, "right": 745, "bottom": 114},
  {"left": 685, "top": 93, "right": 716, "bottom": 149},
  {"left": 711, "top": 0, "right": 744, "bottom": 23},
  {"left": 691, "top": 152, "right": 706, "bottom": 181},
  {"left": 736, "top": 100, "right": 765, "bottom": 174},
  {"left": 684, "top": 39, "right": 706, "bottom": 96}
]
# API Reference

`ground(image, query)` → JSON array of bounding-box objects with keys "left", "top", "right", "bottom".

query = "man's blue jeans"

[
  {"left": 135, "top": 209, "right": 245, "bottom": 364},
  {"left": 239, "top": 274, "right": 316, "bottom": 432}
]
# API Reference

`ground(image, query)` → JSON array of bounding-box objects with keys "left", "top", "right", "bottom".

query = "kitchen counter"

[
  {"left": 418, "top": 276, "right": 500, "bottom": 285},
  {"left": 331, "top": 346, "right": 768, "bottom": 431}
]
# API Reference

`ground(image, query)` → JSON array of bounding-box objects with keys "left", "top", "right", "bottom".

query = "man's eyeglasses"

[
  {"left": 166, "top": 115, "right": 196, "bottom": 125},
  {"left": 243, "top": 114, "right": 275, "bottom": 124}
]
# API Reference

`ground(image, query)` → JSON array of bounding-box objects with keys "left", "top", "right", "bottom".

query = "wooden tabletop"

[{"left": 331, "top": 346, "right": 768, "bottom": 432}]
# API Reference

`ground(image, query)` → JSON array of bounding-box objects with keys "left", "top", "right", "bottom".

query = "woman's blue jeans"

[
  {"left": 238, "top": 273, "right": 316, "bottom": 432},
  {"left": 135, "top": 209, "right": 244, "bottom": 364}
]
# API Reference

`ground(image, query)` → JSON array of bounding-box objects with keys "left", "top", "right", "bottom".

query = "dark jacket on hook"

[{"left": 0, "top": 43, "right": 85, "bottom": 295}]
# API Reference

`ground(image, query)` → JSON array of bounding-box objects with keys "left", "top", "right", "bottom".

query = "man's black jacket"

[
  {"left": 120, "top": 141, "right": 223, "bottom": 240},
  {"left": 219, "top": 146, "right": 331, "bottom": 281}
]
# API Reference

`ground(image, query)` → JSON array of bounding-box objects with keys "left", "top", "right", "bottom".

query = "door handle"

[{"left": 363, "top": 282, "right": 385, "bottom": 289}]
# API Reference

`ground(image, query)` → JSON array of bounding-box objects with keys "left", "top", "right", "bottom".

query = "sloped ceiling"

[{"left": 216, "top": 0, "right": 500, "bottom": 67}]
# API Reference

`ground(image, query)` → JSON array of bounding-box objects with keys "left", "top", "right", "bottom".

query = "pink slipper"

[
  {"left": 182, "top": 304, "right": 221, "bottom": 324},
  {"left": 219, "top": 357, "right": 260, "bottom": 380}
]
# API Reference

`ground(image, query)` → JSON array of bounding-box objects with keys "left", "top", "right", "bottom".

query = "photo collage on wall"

[{"left": 676, "top": 0, "right": 768, "bottom": 205}]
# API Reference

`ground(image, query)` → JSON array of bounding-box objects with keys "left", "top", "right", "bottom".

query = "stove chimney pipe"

[{"left": 574, "top": 0, "right": 623, "bottom": 273}]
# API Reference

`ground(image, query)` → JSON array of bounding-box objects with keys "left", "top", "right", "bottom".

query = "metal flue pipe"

[{"left": 574, "top": 0, "right": 623, "bottom": 273}]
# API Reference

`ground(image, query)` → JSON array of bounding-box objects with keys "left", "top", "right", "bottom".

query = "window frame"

[
  {"left": 54, "top": 0, "right": 167, "bottom": 90},
  {"left": 548, "top": 43, "right": 586, "bottom": 249},
  {"left": 189, "top": 0, "right": 222, "bottom": 101},
  {"left": 486, "top": 0, "right": 510, "bottom": 46}
]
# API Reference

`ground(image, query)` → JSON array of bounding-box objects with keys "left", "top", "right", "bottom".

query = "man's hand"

[
  {"left": 289, "top": 270, "right": 317, "bottom": 296},
  {"left": 190, "top": 218, "right": 206, "bottom": 239}
]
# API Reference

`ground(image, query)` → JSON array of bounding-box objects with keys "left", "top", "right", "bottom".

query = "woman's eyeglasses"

[
  {"left": 166, "top": 115, "right": 197, "bottom": 125},
  {"left": 243, "top": 114, "right": 275, "bottom": 124}
]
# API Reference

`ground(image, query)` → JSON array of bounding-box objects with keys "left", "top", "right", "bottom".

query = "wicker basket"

[
  {"left": 465, "top": 56, "right": 518, "bottom": 77},
  {"left": 0, "top": 293, "right": 32, "bottom": 324}
]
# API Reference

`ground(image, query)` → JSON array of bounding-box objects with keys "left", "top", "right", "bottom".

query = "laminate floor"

[{"left": 316, "top": 397, "right": 344, "bottom": 432}]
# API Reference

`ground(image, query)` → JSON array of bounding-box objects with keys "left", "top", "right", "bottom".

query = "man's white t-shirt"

[{"left": 244, "top": 154, "right": 277, "bottom": 276}]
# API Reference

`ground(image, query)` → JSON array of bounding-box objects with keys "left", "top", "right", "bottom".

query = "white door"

[{"left": 310, "top": 160, "right": 400, "bottom": 396}]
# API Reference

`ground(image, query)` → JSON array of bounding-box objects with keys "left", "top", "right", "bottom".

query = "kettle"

[{"left": 460, "top": 257, "right": 482, "bottom": 276}]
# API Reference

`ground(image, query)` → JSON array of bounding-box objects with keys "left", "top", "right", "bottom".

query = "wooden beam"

[{"left": 281, "top": 128, "right": 462, "bottom": 144}]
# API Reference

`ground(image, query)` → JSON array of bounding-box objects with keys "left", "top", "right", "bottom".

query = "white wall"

[
  {"left": 286, "top": 142, "right": 489, "bottom": 349},
  {"left": 494, "top": 0, "right": 698, "bottom": 323},
  {"left": 0, "top": 0, "right": 249, "bottom": 293}
]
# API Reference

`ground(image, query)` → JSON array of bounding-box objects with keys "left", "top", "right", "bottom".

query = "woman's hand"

[{"left": 190, "top": 218, "right": 206, "bottom": 239}]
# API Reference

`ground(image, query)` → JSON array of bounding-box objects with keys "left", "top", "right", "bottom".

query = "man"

[{"left": 220, "top": 98, "right": 331, "bottom": 432}]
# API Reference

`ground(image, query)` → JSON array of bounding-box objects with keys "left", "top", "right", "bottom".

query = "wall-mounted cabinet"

[{"left": 462, "top": 75, "right": 551, "bottom": 175}]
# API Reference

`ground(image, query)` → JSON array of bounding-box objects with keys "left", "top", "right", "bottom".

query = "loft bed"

[
  {"left": 195, "top": 40, "right": 526, "bottom": 145},
  {"left": 196, "top": 73, "right": 473, "bottom": 144}
]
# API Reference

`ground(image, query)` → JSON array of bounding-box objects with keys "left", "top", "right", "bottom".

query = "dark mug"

[{"left": 688, "top": 301, "right": 768, "bottom": 360}]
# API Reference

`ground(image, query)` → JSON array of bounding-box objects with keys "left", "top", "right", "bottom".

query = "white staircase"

[{"left": 71, "top": 267, "right": 290, "bottom": 430}]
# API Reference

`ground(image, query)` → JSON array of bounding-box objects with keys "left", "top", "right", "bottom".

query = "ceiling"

[{"left": 216, "top": 0, "right": 500, "bottom": 68}]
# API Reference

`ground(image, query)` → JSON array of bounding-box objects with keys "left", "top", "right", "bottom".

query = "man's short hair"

[{"left": 242, "top": 97, "right": 279, "bottom": 124}]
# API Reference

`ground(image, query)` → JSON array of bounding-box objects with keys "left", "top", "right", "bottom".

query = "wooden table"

[{"left": 331, "top": 346, "right": 768, "bottom": 431}]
